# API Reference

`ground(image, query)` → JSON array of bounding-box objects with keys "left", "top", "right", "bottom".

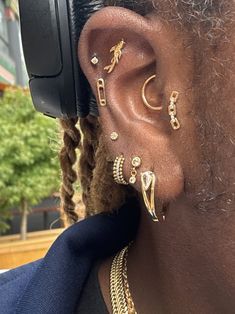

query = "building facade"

[{"left": 0, "top": 0, "right": 27, "bottom": 90}]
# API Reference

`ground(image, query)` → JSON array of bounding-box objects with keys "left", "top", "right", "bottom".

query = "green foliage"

[{"left": 0, "top": 87, "right": 60, "bottom": 233}]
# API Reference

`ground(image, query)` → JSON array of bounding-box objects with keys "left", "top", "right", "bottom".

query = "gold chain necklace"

[{"left": 110, "top": 246, "right": 137, "bottom": 314}]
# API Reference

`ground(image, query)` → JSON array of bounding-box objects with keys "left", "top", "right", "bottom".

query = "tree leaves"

[{"left": 0, "top": 87, "right": 60, "bottom": 233}]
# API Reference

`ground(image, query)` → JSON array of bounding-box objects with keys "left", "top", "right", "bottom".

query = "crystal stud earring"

[
  {"left": 110, "top": 132, "right": 119, "bottom": 141},
  {"left": 91, "top": 55, "right": 99, "bottom": 65}
]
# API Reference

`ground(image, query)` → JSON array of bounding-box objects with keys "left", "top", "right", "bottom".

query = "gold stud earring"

[
  {"left": 129, "top": 156, "right": 142, "bottom": 184},
  {"left": 96, "top": 78, "right": 107, "bottom": 107},
  {"left": 110, "top": 132, "right": 119, "bottom": 141},
  {"left": 142, "top": 75, "right": 163, "bottom": 111},
  {"left": 104, "top": 39, "right": 125, "bottom": 74},
  {"left": 91, "top": 55, "right": 99, "bottom": 65},
  {"left": 168, "top": 91, "right": 181, "bottom": 130},
  {"left": 141, "top": 171, "right": 159, "bottom": 222}
]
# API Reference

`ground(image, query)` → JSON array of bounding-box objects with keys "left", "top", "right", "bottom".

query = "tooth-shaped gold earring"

[{"left": 141, "top": 171, "right": 159, "bottom": 222}]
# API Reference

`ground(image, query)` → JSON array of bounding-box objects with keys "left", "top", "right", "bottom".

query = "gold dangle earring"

[
  {"left": 141, "top": 171, "right": 160, "bottom": 222},
  {"left": 168, "top": 91, "right": 181, "bottom": 130},
  {"left": 129, "top": 157, "right": 142, "bottom": 185}
]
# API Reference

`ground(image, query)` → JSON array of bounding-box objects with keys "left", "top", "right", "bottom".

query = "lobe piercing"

[
  {"left": 110, "top": 132, "right": 119, "bottom": 141},
  {"left": 129, "top": 156, "right": 142, "bottom": 185}
]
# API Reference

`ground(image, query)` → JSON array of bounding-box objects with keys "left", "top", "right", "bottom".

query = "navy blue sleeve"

[{"left": 0, "top": 260, "right": 42, "bottom": 314}]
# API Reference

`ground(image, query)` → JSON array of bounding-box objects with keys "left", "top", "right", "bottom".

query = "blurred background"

[{"left": 0, "top": 1, "right": 82, "bottom": 270}]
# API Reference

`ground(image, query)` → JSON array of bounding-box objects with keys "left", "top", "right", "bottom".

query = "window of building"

[
  {"left": 0, "top": 1, "right": 9, "bottom": 55},
  {"left": 0, "top": 1, "right": 8, "bottom": 42}
]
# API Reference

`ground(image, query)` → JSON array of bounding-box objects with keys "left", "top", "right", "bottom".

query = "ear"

[{"left": 78, "top": 7, "right": 189, "bottom": 203}]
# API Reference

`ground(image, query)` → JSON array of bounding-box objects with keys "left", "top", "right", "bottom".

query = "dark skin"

[{"left": 78, "top": 6, "right": 235, "bottom": 314}]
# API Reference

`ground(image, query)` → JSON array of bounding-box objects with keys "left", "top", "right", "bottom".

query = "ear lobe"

[{"left": 78, "top": 7, "right": 185, "bottom": 202}]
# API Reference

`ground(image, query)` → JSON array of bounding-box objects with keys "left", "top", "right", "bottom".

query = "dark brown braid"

[
  {"left": 79, "top": 115, "right": 101, "bottom": 216},
  {"left": 59, "top": 118, "right": 81, "bottom": 225},
  {"left": 87, "top": 134, "right": 128, "bottom": 215},
  {"left": 79, "top": 115, "right": 135, "bottom": 217}
]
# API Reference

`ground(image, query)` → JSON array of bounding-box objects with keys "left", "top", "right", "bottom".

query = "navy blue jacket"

[{"left": 0, "top": 205, "right": 139, "bottom": 314}]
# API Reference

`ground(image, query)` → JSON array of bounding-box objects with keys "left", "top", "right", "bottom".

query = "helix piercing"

[
  {"left": 104, "top": 39, "right": 125, "bottom": 74},
  {"left": 91, "top": 55, "right": 99, "bottom": 65}
]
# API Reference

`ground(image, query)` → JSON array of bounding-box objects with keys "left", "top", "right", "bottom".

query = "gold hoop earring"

[
  {"left": 141, "top": 75, "right": 163, "bottom": 111},
  {"left": 113, "top": 155, "right": 128, "bottom": 185},
  {"left": 141, "top": 171, "right": 159, "bottom": 222}
]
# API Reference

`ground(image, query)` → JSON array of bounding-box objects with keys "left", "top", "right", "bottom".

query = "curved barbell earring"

[{"left": 141, "top": 74, "right": 163, "bottom": 111}]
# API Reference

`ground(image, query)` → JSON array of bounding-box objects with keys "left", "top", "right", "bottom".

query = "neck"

[{"left": 128, "top": 194, "right": 235, "bottom": 314}]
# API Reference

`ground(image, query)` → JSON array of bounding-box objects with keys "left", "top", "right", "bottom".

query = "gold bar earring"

[{"left": 96, "top": 78, "right": 107, "bottom": 107}]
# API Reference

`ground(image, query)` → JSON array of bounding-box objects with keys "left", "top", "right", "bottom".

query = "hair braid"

[
  {"left": 79, "top": 115, "right": 101, "bottom": 216},
  {"left": 59, "top": 118, "right": 81, "bottom": 224}
]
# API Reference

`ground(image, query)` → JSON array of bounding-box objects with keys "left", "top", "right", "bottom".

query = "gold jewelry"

[
  {"left": 110, "top": 245, "right": 137, "bottom": 314},
  {"left": 113, "top": 155, "right": 128, "bottom": 185},
  {"left": 91, "top": 55, "right": 99, "bottom": 65},
  {"left": 168, "top": 91, "right": 181, "bottom": 130},
  {"left": 142, "top": 75, "right": 163, "bottom": 111},
  {"left": 110, "top": 132, "right": 119, "bottom": 141},
  {"left": 129, "top": 156, "right": 142, "bottom": 185},
  {"left": 141, "top": 171, "right": 159, "bottom": 222},
  {"left": 104, "top": 39, "right": 125, "bottom": 74},
  {"left": 96, "top": 78, "right": 107, "bottom": 107}
]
